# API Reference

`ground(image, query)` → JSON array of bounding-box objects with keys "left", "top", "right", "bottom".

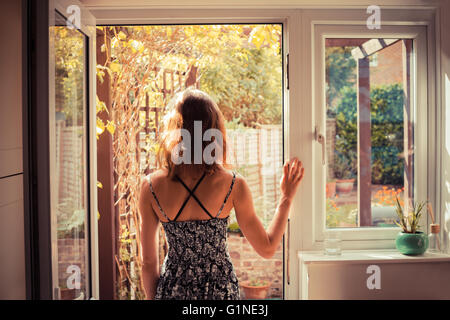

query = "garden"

[
  {"left": 95, "top": 24, "right": 283, "bottom": 299},
  {"left": 325, "top": 41, "right": 408, "bottom": 228}
]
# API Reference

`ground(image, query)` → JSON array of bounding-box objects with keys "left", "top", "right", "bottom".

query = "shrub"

[{"left": 334, "top": 83, "right": 405, "bottom": 185}]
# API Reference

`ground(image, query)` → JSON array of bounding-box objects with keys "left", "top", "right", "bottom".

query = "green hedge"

[{"left": 335, "top": 84, "right": 405, "bottom": 185}]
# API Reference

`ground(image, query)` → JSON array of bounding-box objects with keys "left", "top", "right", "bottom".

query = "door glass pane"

[
  {"left": 52, "top": 11, "right": 90, "bottom": 299},
  {"left": 325, "top": 38, "right": 413, "bottom": 229}
]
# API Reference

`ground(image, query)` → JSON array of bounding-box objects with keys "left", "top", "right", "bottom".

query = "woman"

[{"left": 138, "top": 88, "right": 304, "bottom": 300}]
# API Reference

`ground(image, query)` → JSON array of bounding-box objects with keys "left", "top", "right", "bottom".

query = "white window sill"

[{"left": 298, "top": 250, "right": 450, "bottom": 265}]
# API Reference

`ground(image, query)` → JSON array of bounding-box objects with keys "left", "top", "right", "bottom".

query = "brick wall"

[
  {"left": 227, "top": 233, "right": 283, "bottom": 299},
  {"left": 370, "top": 40, "right": 404, "bottom": 86}
]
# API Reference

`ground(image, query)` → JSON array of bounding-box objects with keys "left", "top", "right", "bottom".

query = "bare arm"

[
  {"left": 138, "top": 177, "right": 161, "bottom": 300},
  {"left": 233, "top": 158, "right": 304, "bottom": 259}
]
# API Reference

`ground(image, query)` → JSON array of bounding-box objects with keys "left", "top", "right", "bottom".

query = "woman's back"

[
  {"left": 148, "top": 167, "right": 236, "bottom": 222},
  {"left": 148, "top": 168, "right": 240, "bottom": 300}
]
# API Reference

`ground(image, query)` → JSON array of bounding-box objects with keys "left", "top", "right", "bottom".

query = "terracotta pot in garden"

[
  {"left": 336, "top": 179, "right": 355, "bottom": 194},
  {"left": 240, "top": 280, "right": 271, "bottom": 299}
]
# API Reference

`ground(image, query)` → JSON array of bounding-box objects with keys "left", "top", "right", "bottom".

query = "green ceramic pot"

[{"left": 395, "top": 231, "right": 428, "bottom": 255}]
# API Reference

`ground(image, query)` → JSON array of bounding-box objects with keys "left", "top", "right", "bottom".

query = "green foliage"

[
  {"left": 333, "top": 150, "right": 356, "bottom": 180},
  {"left": 54, "top": 27, "right": 85, "bottom": 126},
  {"left": 334, "top": 86, "right": 358, "bottom": 180},
  {"left": 248, "top": 278, "right": 269, "bottom": 287},
  {"left": 200, "top": 46, "right": 282, "bottom": 127},
  {"left": 370, "top": 84, "right": 405, "bottom": 185},
  {"left": 334, "top": 84, "right": 405, "bottom": 185},
  {"left": 227, "top": 221, "right": 241, "bottom": 233},
  {"left": 325, "top": 46, "right": 356, "bottom": 113},
  {"left": 326, "top": 203, "right": 358, "bottom": 228}
]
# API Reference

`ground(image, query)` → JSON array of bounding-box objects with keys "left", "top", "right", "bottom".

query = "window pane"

[{"left": 325, "top": 38, "right": 413, "bottom": 229}]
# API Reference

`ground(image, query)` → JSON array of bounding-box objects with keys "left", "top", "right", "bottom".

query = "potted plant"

[
  {"left": 333, "top": 156, "right": 355, "bottom": 195},
  {"left": 240, "top": 278, "right": 271, "bottom": 299},
  {"left": 394, "top": 197, "right": 428, "bottom": 255}
]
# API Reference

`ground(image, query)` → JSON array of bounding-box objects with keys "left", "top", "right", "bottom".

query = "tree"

[
  {"left": 200, "top": 46, "right": 282, "bottom": 127},
  {"left": 335, "top": 84, "right": 405, "bottom": 185},
  {"left": 325, "top": 46, "right": 356, "bottom": 115}
]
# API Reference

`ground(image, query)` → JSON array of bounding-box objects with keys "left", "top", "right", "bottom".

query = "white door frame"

[{"left": 83, "top": 7, "right": 301, "bottom": 300}]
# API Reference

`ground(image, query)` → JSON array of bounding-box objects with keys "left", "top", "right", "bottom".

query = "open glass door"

[{"left": 48, "top": 0, "right": 98, "bottom": 300}]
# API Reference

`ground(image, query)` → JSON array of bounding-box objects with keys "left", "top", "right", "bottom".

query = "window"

[
  {"left": 313, "top": 24, "right": 430, "bottom": 246},
  {"left": 325, "top": 38, "right": 413, "bottom": 229}
]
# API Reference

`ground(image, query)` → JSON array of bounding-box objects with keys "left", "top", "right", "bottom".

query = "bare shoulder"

[
  {"left": 229, "top": 169, "right": 245, "bottom": 186},
  {"left": 140, "top": 169, "right": 167, "bottom": 196},
  {"left": 230, "top": 172, "right": 254, "bottom": 218},
  {"left": 139, "top": 175, "right": 151, "bottom": 202},
  {"left": 223, "top": 170, "right": 248, "bottom": 201},
  {"left": 233, "top": 171, "right": 245, "bottom": 184},
  {"left": 145, "top": 168, "right": 169, "bottom": 185},
  {"left": 213, "top": 167, "right": 241, "bottom": 184}
]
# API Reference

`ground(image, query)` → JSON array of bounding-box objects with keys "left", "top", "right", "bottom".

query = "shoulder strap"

[
  {"left": 215, "top": 171, "right": 236, "bottom": 218},
  {"left": 174, "top": 172, "right": 213, "bottom": 221},
  {"left": 147, "top": 175, "right": 171, "bottom": 222}
]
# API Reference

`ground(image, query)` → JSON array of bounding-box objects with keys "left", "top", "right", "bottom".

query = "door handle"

[{"left": 314, "top": 126, "right": 326, "bottom": 165}]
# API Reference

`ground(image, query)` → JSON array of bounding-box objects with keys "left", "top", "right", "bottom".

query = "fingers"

[
  {"left": 295, "top": 167, "right": 305, "bottom": 182},
  {"left": 284, "top": 157, "right": 304, "bottom": 185},
  {"left": 280, "top": 157, "right": 304, "bottom": 199},
  {"left": 288, "top": 158, "right": 302, "bottom": 179},
  {"left": 294, "top": 164, "right": 303, "bottom": 183},
  {"left": 288, "top": 158, "right": 298, "bottom": 176},
  {"left": 292, "top": 165, "right": 300, "bottom": 181}
]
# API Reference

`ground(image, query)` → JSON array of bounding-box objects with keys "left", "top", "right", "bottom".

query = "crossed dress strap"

[
  {"left": 175, "top": 171, "right": 236, "bottom": 219},
  {"left": 148, "top": 171, "right": 237, "bottom": 222},
  {"left": 173, "top": 172, "right": 209, "bottom": 221}
]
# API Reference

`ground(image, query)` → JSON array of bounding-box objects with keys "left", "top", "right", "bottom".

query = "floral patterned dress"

[{"left": 148, "top": 171, "right": 240, "bottom": 300}]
